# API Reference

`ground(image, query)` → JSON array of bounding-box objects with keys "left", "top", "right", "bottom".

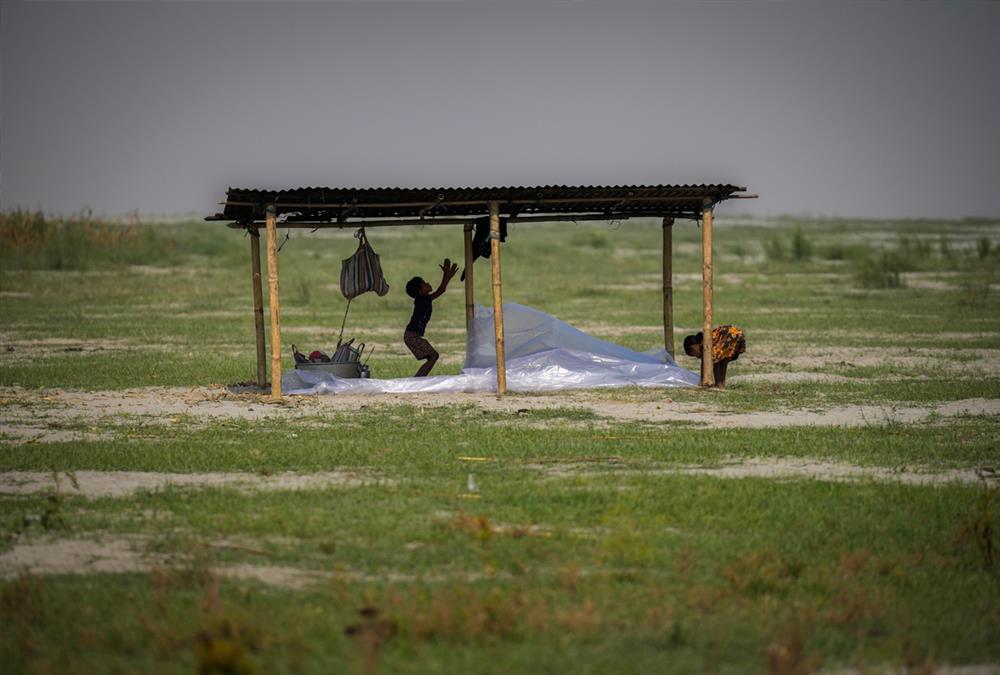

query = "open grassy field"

[{"left": 1, "top": 211, "right": 999, "bottom": 674}]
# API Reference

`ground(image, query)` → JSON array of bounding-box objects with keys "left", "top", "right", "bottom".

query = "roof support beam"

[
  {"left": 662, "top": 217, "right": 674, "bottom": 358},
  {"left": 249, "top": 228, "right": 266, "bottom": 389},
  {"left": 265, "top": 205, "right": 283, "bottom": 399},
  {"left": 700, "top": 199, "right": 715, "bottom": 388},
  {"left": 463, "top": 223, "right": 475, "bottom": 329},
  {"left": 489, "top": 201, "right": 507, "bottom": 397}
]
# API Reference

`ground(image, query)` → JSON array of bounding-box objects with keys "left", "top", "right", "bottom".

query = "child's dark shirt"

[{"left": 406, "top": 296, "right": 433, "bottom": 336}]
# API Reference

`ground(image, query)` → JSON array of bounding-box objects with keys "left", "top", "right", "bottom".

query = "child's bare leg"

[
  {"left": 415, "top": 351, "right": 439, "bottom": 377},
  {"left": 713, "top": 360, "right": 729, "bottom": 389}
]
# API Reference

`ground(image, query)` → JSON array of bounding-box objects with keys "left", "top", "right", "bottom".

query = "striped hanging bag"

[
  {"left": 340, "top": 228, "right": 389, "bottom": 300},
  {"left": 335, "top": 228, "right": 389, "bottom": 348}
]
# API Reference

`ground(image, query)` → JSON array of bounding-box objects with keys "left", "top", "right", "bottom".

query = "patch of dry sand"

[
  {"left": 3, "top": 385, "right": 999, "bottom": 430},
  {"left": 728, "top": 372, "right": 855, "bottom": 384},
  {"left": 823, "top": 666, "right": 999, "bottom": 675},
  {"left": 0, "top": 424, "right": 112, "bottom": 444},
  {"left": 0, "top": 537, "right": 154, "bottom": 578},
  {"left": 0, "top": 470, "right": 392, "bottom": 498},
  {"left": 0, "top": 537, "right": 489, "bottom": 587},
  {"left": 529, "top": 457, "right": 996, "bottom": 486}
]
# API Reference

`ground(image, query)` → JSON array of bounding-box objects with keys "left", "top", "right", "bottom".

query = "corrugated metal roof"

[{"left": 206, "top": 183, "right": 750, "bottom": 224}]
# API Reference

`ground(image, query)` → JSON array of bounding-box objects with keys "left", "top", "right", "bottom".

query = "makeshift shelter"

[{"left": 206, "top": 184, "right": 757, "bottom": 398}]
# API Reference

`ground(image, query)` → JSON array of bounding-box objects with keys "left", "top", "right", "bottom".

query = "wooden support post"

[
  {"left": 265, "top": 205, "right": 282, "bottom": 399},
  {"left": 661, "top": 217, "right": 675, "bottom": 358},
  {"left": 700, "top": 200, "right": 715, "bottom": 387},
  {"left": 489, "top": 202, "right": 507, "bottom": 396},
  {"left": 463, "top": 223, "right": 475, "bottom": 328},
  {"left": 249, "top": 228, "right": 267, "bottom": 388}
]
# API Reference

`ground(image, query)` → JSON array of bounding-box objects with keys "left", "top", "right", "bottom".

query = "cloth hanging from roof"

[
  {"left": 461, "top": 216, "right": 507, "bottom": 281},
  {"left": 340, "top": 228, "right": 389, "bottom": 300}
]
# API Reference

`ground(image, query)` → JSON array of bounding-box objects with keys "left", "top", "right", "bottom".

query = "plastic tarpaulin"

[{"left": 282, "top": 303, "right": 699, "bottom": 395}]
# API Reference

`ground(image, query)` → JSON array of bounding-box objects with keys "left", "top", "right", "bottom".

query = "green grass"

[
  {"left": 1, "top": 213, "right": 999, "bottom": 674},
  {"left": 2, "top": 476, "right": 998, "bottom": 673}
]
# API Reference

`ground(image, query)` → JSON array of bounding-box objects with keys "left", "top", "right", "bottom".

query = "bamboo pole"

[
  {"left": 249, "top": 228, "right": 267, "bottom": 388},
  {"left": 463, "top": 223, "right": 475, "bottom": 328},
  {"left": 265, "top": 205, "right": 282, "bottom": 399},
  {"left": 489, "top": 202, "right": 507, "bottom": 396},
  {"left": 662, "top": 217, "right": 675, "bottom": 358},
  {"left": 700, "top": 201, "right": 715, "bottom": 387}
]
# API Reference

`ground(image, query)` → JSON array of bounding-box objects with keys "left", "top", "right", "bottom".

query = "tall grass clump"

[
  {"left": 977, "top": 236, "right": 992, "bottom": 259},
  {"left": 0, "top": 209, "right": 177, "bottom": 270},
  {"left": 791, "top": 226, "right": 813, "bottom": 261},
  {"left": 572, "top": 229, "right": 611, "bottom": 250},
  {"left": 852, "top": 248, "right": 906, "bottom": 289},
  {"left": 765, "top": 226, "right": 812, "bottom": 262},
  {"left": 764, "top": 236, "right": 786, "bottom": 262},
  {"left": 896, "top": 235, "right": 934, "bottom": 265}
]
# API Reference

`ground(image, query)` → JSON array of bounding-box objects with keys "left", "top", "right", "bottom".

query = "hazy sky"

[{"left": 2, "top": 1, "right": 998, "bottom": 219}]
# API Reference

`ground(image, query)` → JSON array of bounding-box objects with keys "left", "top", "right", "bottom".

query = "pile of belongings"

[{"left": 293, "top": 340, "right": 368, "bottom": 365}]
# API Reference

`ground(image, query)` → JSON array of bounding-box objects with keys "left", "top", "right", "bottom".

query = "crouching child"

[
  {"left": 683, "top": 324, "right": 746, "bottom": 389},
  {"left": 403, "top": 258, "right": 459, "bottom": 377}
]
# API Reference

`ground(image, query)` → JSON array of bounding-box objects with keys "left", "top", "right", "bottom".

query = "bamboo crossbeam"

[
  {"left": 489, "top": 202, "right": 507, "bottom": 396},
  {"left": 249, "top": 228, "right": 266, "bottom": 388},
  {"left": 700, "top": 201, "right": 715, "bottom": 387},
  {"left": 418, "top": 194, "right": 445, "bottom": 217},
  {"left": 265, "top": 205, "right": 282, "bottom": 399}
]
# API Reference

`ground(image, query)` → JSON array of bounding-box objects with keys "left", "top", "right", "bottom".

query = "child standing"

[{"left": 403, "top": 258, "right": 459, "bottom": 377}]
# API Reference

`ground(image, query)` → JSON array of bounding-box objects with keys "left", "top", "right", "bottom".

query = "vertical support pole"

[
  {"left": 265, "top": 205, "right": 282, "bottom": 399},
  {"left": 489, "top": 202, "right": 507, "bottom": 396},
  {"left": 661, "top": 217, "right": 675, "bottom": 358},
  {"left": 249, "top": 227, "right": 267, "bottom": 388},
  {"left": 463, "top": 223, "right": 475, "bottom": 328},
  {"left": 700, "top": 200, "right": 715, "bottom": 387}
]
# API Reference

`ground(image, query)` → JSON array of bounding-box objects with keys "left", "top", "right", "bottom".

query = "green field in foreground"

[{"left": 1, "top": 213, "right": 999, "bottom": 674}]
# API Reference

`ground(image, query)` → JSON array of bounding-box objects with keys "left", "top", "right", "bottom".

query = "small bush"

[
  {"left": 958, "top": 277, "right": 992, "bottom": 307},
  {"left": 897, "top": 235, "right": 933, "bottom": 262},
  {"left": 978, "top": 236, "right": 992, "bottom": 259},
  {"left": 572, "top": 229, "right": 610, "bottom": 249},
  {"left": 939, "top": 235, "right": 953, "bottom": 259},
  {"left": 853, "top": 250, "right": 906, "bottom": 289},
  {"left": 791, "top": 227, "right": 812, "bottom": 261},
  {"left": 729, "top": 242, "right": 749, "bottom": 260},
  {"left": 821, "top": 243, "right": 848, "bottom": 261},
  {"left": 764, "top": 237, "right": 786, "bottom": 262}
]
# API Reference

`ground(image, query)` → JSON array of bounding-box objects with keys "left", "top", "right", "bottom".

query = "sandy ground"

[
  {"left": 527, "top": 457, "right": 997, "bottom": 486},
  {"left": 0, "top": 537, "right": 155, "bottom": 578},
  {"left": 1, "top": 386, "right": 998, "bottom": 440},
  {"left": 0, "top": 536, "right": 501, "bottom": 587},
  {"left": 823, "top": 667, "right": 999, "bottom": 675},
  {"left": 1, "top": 458, "right": 992, "bottom": 500},
  {"left": 0, "top": 469, "right": 391, "bottom": 498}
]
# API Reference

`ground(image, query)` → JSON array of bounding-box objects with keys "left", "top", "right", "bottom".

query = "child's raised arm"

[{"left": 430, "top": 258, "right": 459, "bottom": 298}]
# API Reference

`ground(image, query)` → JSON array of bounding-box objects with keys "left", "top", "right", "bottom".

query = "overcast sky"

[{"left": 2, "top": 1, "right": 998, "bottom": 219}]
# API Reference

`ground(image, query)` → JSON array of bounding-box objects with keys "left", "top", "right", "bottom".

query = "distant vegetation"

[
  {"left": 0, "top": 209, "right": 232, "bottom": 271},
  {"left": 759, "top": 219, "right": 998, "bottom": 290}
]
